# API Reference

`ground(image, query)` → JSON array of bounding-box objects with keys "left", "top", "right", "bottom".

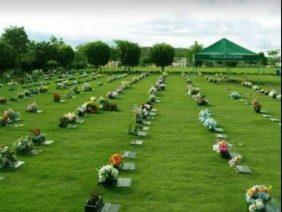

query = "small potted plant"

[{"left": 84, "top": 190, "right": 104, "bottom": 212}]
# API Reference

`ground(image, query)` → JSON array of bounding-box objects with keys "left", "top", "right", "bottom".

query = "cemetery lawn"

[{"left": 0, "top": 73, "right": 280, "bottom": 211}]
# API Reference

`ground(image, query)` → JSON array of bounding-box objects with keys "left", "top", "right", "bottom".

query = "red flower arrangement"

[{"left": 109, "top": 153, "right": 123, "bottom": 168}]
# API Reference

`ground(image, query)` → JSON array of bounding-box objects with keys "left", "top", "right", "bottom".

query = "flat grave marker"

[
  {"left": 122, "top": 163, "right": 135, "bottom": 171},
  {"left": 14, "top": 161, "right": 25, "bottom": 169},
  {"left": 101, "top": 203, "right": 121, "bottom": 212},
  {"left": 42, "top": 140, "right": 54, "bottom": 145},
  {"left": 130, "top": 140, "right": 143, "bottom": 145},
  {"left": 215, "top": 134, "right": 227, "bottom": 139},
  {"left": 215, "top": 128, "right": 224, "bottom": 133},
  {"left": 137, "top": 131, "right": 147, "bottom": 137},
  {"left": 143, "top": 121, "right": 151, "bottom": 125},
  {"left": 234, "top": 165, "right": 251, "bottom": 174},
  {"left": 116, "top": 178, "right": 132, "bottom": 187},
  {"left": 123, "top": 151, "right": 136, "bottom": 159}
]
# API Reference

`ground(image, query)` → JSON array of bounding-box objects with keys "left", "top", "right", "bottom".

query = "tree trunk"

[{"left": 161, "top": 66, "right": 165, "bottom": 72}]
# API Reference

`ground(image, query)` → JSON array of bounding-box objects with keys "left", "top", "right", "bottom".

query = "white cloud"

[{"left": 0, "top": 0, "right": 280, "bottom": 51}]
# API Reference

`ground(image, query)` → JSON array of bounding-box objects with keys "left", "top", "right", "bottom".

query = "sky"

[{"left": 0, "top": 0, "right": 281, "bottom": 52}]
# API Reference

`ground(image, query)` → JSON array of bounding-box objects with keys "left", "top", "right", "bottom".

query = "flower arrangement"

[
  {"left": 0, "top": 109, "right": 20, "bottom": 126},
  {"left": 17, "top": 92, "right": 25, "bottom": 99},
  {"left": 195, "top": 95, "right": 208, "bottom": 105},
  {"left": 13, "top": 137, "right": 33, "bottom": 154},
  {"left": 199, "top": 109, "right": 212, "bottom": 123},
  {"left": 30, "top": 128, "right": 46, "bottom": 144},
  {"left": 203, "top": 118, "right": 217, "bottom": 131},
  {"left": 213, "top": 140, "right": 232, "bottom": 159},
  {"left": 187, "top": 85, "right": 200, "bottom": 96},
  {"left": 59, "top": 112, "right": 78, "bottom": 128},
  {"left": 106, "top": 91, "right": 119, "bottom": 99},
  {"left": 71, "top": 86, "right": 80, "bottom": 94},
  {"left": 82, "top": 83, "right": 93, "bottom": 91},
  {"left": 0, "top": 145, "right": 17, "bottom": 169},
  {"left": 268, "top": 89, "right": 277, "bottom": 98},
  {"left": 242, "top": 81, "right": 253, "bottom": 88},
  {"left": 121, "top": 81, "right": 130, "bottom": 89},
  {"left": 245, "top": 185, "right": 272, "bottom": 212},
  {"left": 102, "top": 100, "right": 118, "bottom": 111},
  {"left": 252, "top": 100, "right": 261, "bottom": 113},
  {"left": 26, "top": 102, "right": 38, "bottom": 113},
  {"left": 229, "top": 155, "right": 243, "bottom": 167},
  {"left": 252, "top": 85, "right": 260, "bottom": 90},
  {"left": 109, "top": 153, "right": 123, "bottom": 169},
  {"left": 0, "top": 97, "right": 7, "bottom": 104},
  {"left": 39, "top": 85, "right": 48, "bottom": 93},
  {"left": 230, "top": 91, "right": 241, "bottom": 99},
  {"left": 149, "top": 86, "right": 157, "bottom": 96},
  {"left": 98, "top": 164, "right": 118, "bottom": 187},
  {"left": 128, "top": 124, "right": 143, "bottom": 136},
  {"left": 84, "top": 101, "right": 100, "bottom": 113},
  {"left": 277, "top": 94, "right": 281, "bottom": 100},
  {"left": 53, "top": 93, "right": 61, "bottom": 102},
  {"left": 149, "top": 94, "right": 157, "bottom": 102}
]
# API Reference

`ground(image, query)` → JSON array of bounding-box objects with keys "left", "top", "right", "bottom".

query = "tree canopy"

[{"left": 149, "top": 43, "right": 175, "bottom": 71}]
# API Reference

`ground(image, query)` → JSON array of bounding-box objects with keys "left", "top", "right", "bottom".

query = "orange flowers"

[
  {"left": 32, "top": 128, "right": 41, "bottom": 136},
  {"left": 109, "top": 153, "right": 123, "bottom": 167}
]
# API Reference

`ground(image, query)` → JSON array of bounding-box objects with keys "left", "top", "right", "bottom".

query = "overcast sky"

[{"left": 0, "top": 0, "right": 280, "bottom": 52}]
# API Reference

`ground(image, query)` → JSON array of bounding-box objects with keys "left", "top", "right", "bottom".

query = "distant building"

[
  {"left": 172, "top": 58, "right": 187, "bottom": 68},
  {"left": 105, "top": 61, "right": 120, "bottom": 68}
]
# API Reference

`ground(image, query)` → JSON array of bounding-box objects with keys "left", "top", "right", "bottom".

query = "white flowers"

[
  {"left": 149, "top": 86, "right": 157, "bottom": 95},
  {"left": 82, "top": 83, "right": 92, "bottom": 91},
  {"left": 229, "top": 155, "right": 242, "bottom": 167},
  {"left": 98, "top": 164, "right": 119, "bottom": 183},
  {"left": 252, "top": 85, "right": 260, "bottom": 90},
  {"left": 107, "top": 91, "right": 119, "bottom": 99},
  {"left": 203, "top": 118, "right": 217, "bottom": 130},
  {"left": 64, "top": 112, "right": 77, "bottom": 122},
  {"left": 268, "top": 89, "right": 277, "bottom": 98},
  {"left": 26, "top": 102, "right": 38, "bottom": 113},
  {"left": 199, "top": 109, "right": 212, "bottom": 123},
  {"left": 248, "top": 199, "right": 265, "bottom": 212},
  {"left": 230, "top": 91, "right": 241, "bottom": 99}
]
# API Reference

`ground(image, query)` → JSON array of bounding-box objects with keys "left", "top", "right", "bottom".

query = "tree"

[
  {"left": 1, "top": 26, "right": 29, "bottom": 55},
  {"left": 57, "top": 45, "right": 74, "bottom": 68},
  {"left": 115, "top": 40, "right": 141, "bottom": 70},
  {"left": 267, "top": 49, "right": 280, "bottom": 67},
  {"left": 187, "top": 41, "right": 203, "bottom": 67},
  {"left": 149, "top": 43, "right": 175, "bottom": 72},
  {"left": 83, "top": 41, "right": 111, "bottom": 69},
  {"left": 0, "top": 41, "right": 16, "bottom": 73},
  {"left": 258, "top": 52, "right": 268, "bottom": 66}
]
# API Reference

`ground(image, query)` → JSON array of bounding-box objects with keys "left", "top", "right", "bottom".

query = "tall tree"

[
  {"left": 1, "top": 26, "right": 29, "bottom": 55},
  {"left": 115, "top": 40, "right": 141, "bottom": 70},
  {"left": 187, "top": 41, "right": 203, "bottom": 67},
  {"left": 267, "top": 49, "right": 281, "bottom": 67},
  {"left": 83, "top": 41, "right": 111, "bottom": 69},
  {"left": 0, "top": 41, "right": 16, "bottom": 73},
  {"left": 57, "top": 45, "right": 75, "bottom": 68},
  {"left": 149, "top": 43, "right": 175, "bottom": 72},
  {"left": 258, "top": 52, "right": 268, "bottom": 66}
]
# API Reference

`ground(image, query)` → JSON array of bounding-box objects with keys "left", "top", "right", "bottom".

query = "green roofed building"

[{"left": 194, "top": 38, "right": 260, "bottom": 63}]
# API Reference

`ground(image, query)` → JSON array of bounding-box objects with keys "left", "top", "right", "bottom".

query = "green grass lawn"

[{"left": 0, "top": 72, "right": 281, "bottom": 211}]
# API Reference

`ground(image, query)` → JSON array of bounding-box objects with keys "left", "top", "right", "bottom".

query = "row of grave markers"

[{"left": 92, "top": 75, "right": 166, "bottom": 212}]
